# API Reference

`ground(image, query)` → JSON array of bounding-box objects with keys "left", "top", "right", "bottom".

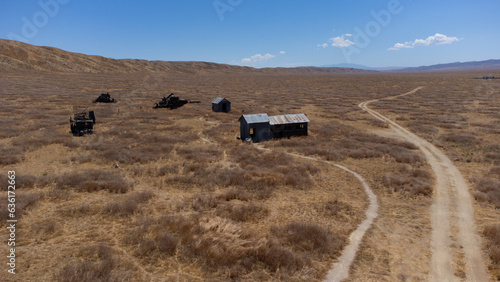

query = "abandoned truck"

[
  {"left": 70, "top": 111, "right": 95, "bottom": 136},
  {"left": 153, "top": 93, "right": 200, "bottom": 109},
  {"left": 93, "top": 92, "right": 116, "bottom": 103}
]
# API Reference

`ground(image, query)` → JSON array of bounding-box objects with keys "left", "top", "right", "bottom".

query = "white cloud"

[
  {"left": 388, "top": 42, "right": 413, "bottom": 51},
  {"left": 318, "top": 33, "right": 355, "bottom": 49},
  {"left": 388, "top": 33, "right": 460, "bottom": 51},
  {"left": 279, "top": 51, "right": 286, "bottom": 54},
  {"left": 330, "top": 34, "right": 355, "bottom": 47},
  {"left": 241, "top": 53, "right": 275, "bottom": 63},
  {"left": 414, "top": 33, "right": 460, "bottom": 46}
]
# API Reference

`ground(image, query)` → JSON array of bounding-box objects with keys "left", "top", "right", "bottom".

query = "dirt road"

[
  {"left": 253, "top": 147, "right": 379, "bottom": 282},
  {"left": 359, "top": 87, "right": 490, "bottom": 281},
  {"left": 322, "top": 163, "right": 378, "bottom": 282},
  {"left": 285, "top": 154, "right": 379, "bottom": 282}
]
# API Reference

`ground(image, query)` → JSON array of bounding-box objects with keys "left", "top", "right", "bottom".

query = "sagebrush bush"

[
  {"left": 123, "top": 222, "right": 150, "bottom": 245},
  {"left": 490, "top": 166, "right": 500, "bottom": 176},
  {"left": 407, "top": 122, "right": 439, "bottom": 137},
  {"left": 155, "top": 231, "right": 179, "bottom": 256},
  {"left": 382, "top": 164, "right": 433, "bottom": 196},
  {"left": 31, "top": 219, "right": 60, "bottom": 235},
  {"left": 0, "top": 174, "right": 54, "bottom": 191},
  {"left": 471, "top": 178, "right": 500, "bottom": 208},
  {"left": 136, "top": 238, "right": 157, "bottom": 257},
  {"left": 14, "top": 174, "right": 38, "bottom": 189},
  {"left": 104, "top": 191, "right": 154, "bottom": 216},
  {"left": 56, "top": 243, "right": 115, "bottom": 282},
  {"left": 125, "top": 218, "right": 180, "bottom": 260},
  {"left": 367, "top": 118, "right": 389, "bottom": 128},
  {"left": 191, "top": 193, "right": 222, "bottom": 211},
  {"left": 317, "top": 200, "right": 353, "bottom": 217},
  {"left": 483, "top": 224, "right": 500, "bottom": 264},
  {"left": 439, "top": 133, "right": 479, "bottom": 148},
  {"left": 257, "top": 239, "right": 308, "bottom": 272},
  {"left": 0, "top": 146, "right": 24, "bottom": 165},
  {"left": 217, "top": 189, "right": 251, "bottom": 202},
  {"left": 0, "top": 174, "right": 8, "bottom": 191},
  {"left": 61, "top": 204, "right": 96, "bottom": 217},
  {"left": 57, "top": 170, "right": 132, "bottom": 193},
  {"left": 215, "top": 202, "right": 269, "bottom": 222},
  {"left": 0, "top": 117, "right": 23, "bottom": 138},
  {"left": 69, "top": 154, "right": 93, "bottom": 164},
  {"left": 485, "top": 152, "right": 500, "bottom": 162},
  {"left": 158, "top": 164, "right": 179, "bottom": 175},
  {"left": 272, "top": 222, "right": 346, "bottom": 257}
]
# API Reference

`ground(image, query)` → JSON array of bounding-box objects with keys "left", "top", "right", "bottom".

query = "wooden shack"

[
  {"left": 238, "top": 114, "right": 271, "bottom": 143},
  {"left": 269, "top": 114, "right": 309, "bottom": 139},
  {"left": 239, "top": 113, "right": 309, "bottom": 143},
  {"left": 212, "top": 97, "right": 231, "bottom": 113}
]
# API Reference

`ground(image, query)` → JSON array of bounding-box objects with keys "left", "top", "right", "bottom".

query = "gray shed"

[
  {"left": 239, "top": 114, "right": 271, "bottom": 143},
  {"left": 212, "top": 97, "right": 231, "bottom": 113}
]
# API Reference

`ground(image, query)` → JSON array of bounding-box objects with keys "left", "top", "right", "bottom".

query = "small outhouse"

[{"left": 212, "top": 97, "right": 231, "bottom": 113}]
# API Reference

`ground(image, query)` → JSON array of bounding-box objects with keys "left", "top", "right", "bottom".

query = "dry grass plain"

[{"left": 0, "top": 70, "right": 498, "bottom": 281}]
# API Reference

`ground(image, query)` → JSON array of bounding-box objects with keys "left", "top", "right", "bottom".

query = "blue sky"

[{"left": 1, "top": 0, "right": 499, "bottom": 68}]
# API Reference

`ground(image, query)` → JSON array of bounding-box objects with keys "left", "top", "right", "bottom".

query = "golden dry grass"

[{"left": 0, "top": 69, "right": 498, "bottom": 280}]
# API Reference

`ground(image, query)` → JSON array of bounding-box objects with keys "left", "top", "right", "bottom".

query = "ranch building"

[{"left": 239, "top": 113, "right": 309, "bottom": 143}]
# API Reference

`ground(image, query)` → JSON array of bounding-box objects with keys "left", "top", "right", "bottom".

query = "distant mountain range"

[
  {"left": 394, "top": 59, "right": 500, "bottom": 72},
  {"left": 319, "top": 63, "right": 404, "bottom": 71},
  {"left": 321, "top": 61, "right": 500, "bottom": 72},
  {"left": 320, "top": 63, "right": 377, "bottom": 70}
]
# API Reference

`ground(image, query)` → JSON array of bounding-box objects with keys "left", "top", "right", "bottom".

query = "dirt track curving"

[
  {"left": 262, "top": 151, "right": 379, "bottom": 282},
  {"left": 322, "top": 163, "right": 378, "bottom": 282},
  {"left": 359, "top": 87, "right": 490, "bottom": 282}
]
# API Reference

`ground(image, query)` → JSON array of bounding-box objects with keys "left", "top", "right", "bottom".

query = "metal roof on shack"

[
  {"left": 268, "top": 114, "right": 309, "bottom": 125},
  {"left": 239, "top": 114, "right": 269, "bottom": 124},
  {"left": 212, "top": 97, "right": 227, "bottom": 104}
]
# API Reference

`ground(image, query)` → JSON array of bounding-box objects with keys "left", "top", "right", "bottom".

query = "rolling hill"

[
  {"left": 2, "top": 39, "right": 499, "bottom": 74},
  {"left": 0, "top": 39, "right": 373, "bottom": 74}
]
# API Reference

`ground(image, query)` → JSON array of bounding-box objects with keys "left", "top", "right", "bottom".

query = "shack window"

[
  {"left": 296, "top": 124, "right": 304, "bottom": 129},
  {"left": 250, "top": 128, "right": 255, "bottom": 137}
]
